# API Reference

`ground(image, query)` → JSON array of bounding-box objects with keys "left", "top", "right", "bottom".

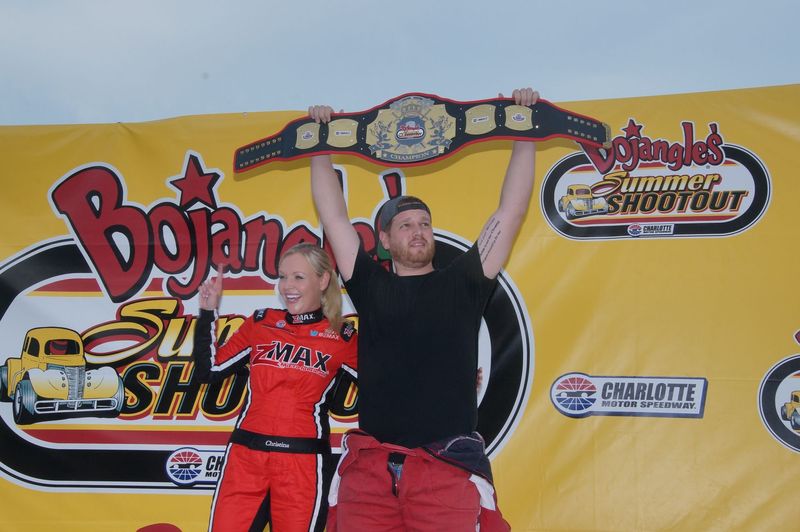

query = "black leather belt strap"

[
  {"left": 230, "top": 428, "right": 330, "bottom": 454},
  {"left": 234, "top": 92, "right": 611, "bottom": 173}
]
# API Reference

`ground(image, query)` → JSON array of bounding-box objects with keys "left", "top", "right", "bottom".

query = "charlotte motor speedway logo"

[
  {"left": 551, "top": 372, "right": 707, "bottom": 419},
  {"left": 165, "top": 447, "right": 223, "bottom": 486}
]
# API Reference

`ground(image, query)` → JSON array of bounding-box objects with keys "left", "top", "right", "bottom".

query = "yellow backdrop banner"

[{"left": 0, "top": 85, "right": 797, "bottom": 531}]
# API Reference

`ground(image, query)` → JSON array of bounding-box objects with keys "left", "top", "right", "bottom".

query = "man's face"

[{"left": 379, "top": 209, "right": 435, "bottom": 270}]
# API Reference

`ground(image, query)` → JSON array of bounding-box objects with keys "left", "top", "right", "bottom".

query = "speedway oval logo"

[
  {"left": 550, "top": 373, "right": 597, "bottom": 415},
  {"left": 166, "top": 447, "right": 222, "bottom": 486},
  {"left": 542, "top": 120, "right": 771, "bottom": 239}
]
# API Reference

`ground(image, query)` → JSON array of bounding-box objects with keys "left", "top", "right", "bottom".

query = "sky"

[{"left": 0, "top": 0, "right": 798, "bottom": 126}]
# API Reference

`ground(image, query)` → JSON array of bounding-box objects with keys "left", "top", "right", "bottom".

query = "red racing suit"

[{"left": 193, "top": 307, "right": 357, "bottom": 532}]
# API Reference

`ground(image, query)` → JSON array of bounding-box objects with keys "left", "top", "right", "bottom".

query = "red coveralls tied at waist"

[{"left": 327, "top": 430, "right": 510, "bottom": 531}]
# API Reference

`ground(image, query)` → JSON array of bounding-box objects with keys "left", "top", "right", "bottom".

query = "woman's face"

[{"left": 278, "top": 253, "right": 329, "bottom": 315}]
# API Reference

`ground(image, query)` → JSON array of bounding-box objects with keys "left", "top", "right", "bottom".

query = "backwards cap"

[{"left": 378, "top": 196, "right": 431, "bottom": 229}]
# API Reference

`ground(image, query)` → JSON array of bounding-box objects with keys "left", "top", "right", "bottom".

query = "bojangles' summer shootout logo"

[
  {"left": 541, "top": 119, "right": 771, "bottom": 239},
  {"left": 0, "top": 152, "right": 533, "bottom": 491}
]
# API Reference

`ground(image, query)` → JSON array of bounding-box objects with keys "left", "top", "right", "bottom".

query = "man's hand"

[
  {"left": 199, "top": 266, "right": 224, "bottom": 311},
  {"left": 308, "top": 105, "right": 339, "bottom": 124},
  {"left": 499, "top": 87, "right": 540, "bottom": 106}
]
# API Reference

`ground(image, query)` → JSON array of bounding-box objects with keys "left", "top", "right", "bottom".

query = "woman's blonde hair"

[{"left": 279, "top": 243, "right": 343, "bottom": 331}]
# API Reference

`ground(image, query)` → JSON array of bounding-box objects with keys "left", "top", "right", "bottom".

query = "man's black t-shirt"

[{"left": 344, "top": 243, "right": 496, "bottom": 448}]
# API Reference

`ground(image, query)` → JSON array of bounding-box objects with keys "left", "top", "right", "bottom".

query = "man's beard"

[{"left": 391, "top": 239, "right": 435, "bottom": 269}]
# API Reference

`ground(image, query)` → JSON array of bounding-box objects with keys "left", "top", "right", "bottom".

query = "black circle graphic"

[
  {"left": 758, "top": 355, "right": 800, "bottom": 453},
  {"left": 0, "top": 236, "right": 533, "bottom": 488}
]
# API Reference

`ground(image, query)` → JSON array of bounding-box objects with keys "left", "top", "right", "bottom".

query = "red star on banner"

[
  {"left": 622, "top": 119, "right": 643, "bottom": 139},
  {"left": 169, "top": 154, "right": 221, "bottom": 209}
]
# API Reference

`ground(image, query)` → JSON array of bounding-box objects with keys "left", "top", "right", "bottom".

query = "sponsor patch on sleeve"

[{"left": 340, "top": 320, "right": 356, "bottom": 341}]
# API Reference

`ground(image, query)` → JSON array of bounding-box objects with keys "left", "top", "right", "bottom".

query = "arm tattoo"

[{"left": 478, "top": 217, "right": 502, "bottom": 264}]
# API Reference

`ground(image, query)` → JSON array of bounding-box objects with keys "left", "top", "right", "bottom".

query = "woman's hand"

[{"left": 199, "top": 266, "right": 224, "bottom": 311}]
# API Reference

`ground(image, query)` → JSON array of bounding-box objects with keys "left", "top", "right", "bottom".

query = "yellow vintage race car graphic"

[
  {"left": 557, "top": 183, "right": 609, "bottom": 220},
  {"left": 0, "top": 327, "right": 124, "bottom": 424},
  {"left": 779, "top": 390, "right": 800, "bottom": 430}
]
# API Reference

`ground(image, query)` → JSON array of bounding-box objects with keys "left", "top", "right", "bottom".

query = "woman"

[{"left": 192, "top": 243, "right": 358, "bottom": 532}]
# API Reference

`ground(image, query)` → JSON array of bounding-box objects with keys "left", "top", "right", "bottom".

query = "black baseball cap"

[{"left": 378, "top": 196, "right": 431, "bottom": 230}]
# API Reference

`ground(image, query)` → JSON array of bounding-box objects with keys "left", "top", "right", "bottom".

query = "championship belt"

[{"left": 233, "top": 93, "right": 610, "bottom": 173}]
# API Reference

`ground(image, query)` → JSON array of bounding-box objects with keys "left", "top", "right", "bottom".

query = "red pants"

[
  {"left": 209, "top": 443, "right": 328, "bottom": 532},
  {"left": 327, "top": 432, "right": 509, "bottom": 532}
]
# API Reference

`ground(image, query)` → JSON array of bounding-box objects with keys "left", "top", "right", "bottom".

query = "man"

[{"left": 309, "top": 87, "right": 538, "bottom": 531}]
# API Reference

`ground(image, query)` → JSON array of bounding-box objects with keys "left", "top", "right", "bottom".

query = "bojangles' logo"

[
  {"left": 47, "top": 152, "right": 380, "bottom": 303},
  {"left": 541, "top": 119, "right": 770, "bottom": 239},
  {"left": 1, "top": 159, "right": 532, "bottom": 492}
]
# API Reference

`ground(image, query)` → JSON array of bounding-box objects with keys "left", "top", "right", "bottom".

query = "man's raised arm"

[
  {"left": 308, "top": 106, "right": 360, "bottom": 281},
  {"left": 476, "top": 88, "right": 539, "bottom": 279}
]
